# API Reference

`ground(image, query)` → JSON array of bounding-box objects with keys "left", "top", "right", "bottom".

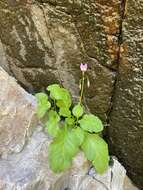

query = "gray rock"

[
  {"left": 108, "top": 0, "right": 143, "bottom": 188},
  {"left": 0, "top": 67, "right": 90, "bottom": 190},
  {"left": 0, "top": 129, "right": 138, "bottom": 190},
  {"left": 0, "top": 127, "right": 51, "bottom": 190},
  {"left": 0, "top": 67, "right": 37, "bottom": 157},
  {"left": 88, "top": 158, "right": 126, "bottom": 190},
  {"left": 0, "top": 68, "right": 138, "bottom": 190},
  {"left": 87, "top": 158, "right": 138, "bottom": 190},
  {"left": 0, "top": 0, "right": 142, "bottom": 188},
  {"left": 0, "top": 127, "right": 90, "bottom": 190}
]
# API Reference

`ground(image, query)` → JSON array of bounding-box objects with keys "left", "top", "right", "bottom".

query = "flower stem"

[{"left": 79, "top": 72, "right": 85, "bottom": 104}]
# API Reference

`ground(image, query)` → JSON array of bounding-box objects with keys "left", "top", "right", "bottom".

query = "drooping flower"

[{"left": 80, "top": 63, "right": 87, "bottom": 72}]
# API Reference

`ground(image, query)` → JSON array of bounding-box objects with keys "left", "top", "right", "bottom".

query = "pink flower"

[{"left": 80, "top": 63, "right": 87, "bottom": 72}]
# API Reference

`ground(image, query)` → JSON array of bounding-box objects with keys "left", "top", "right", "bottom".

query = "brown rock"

[
  {"left": 108, "top": 0, "right": 143, "bottom": 188},
  {"left": 0, "top": 70, "right": 138, "bottom": 189},
  {"left": 0, "top": 0, "right": 142, "bottom": 188},
  {"left": 0, "top": 0, "right": 118, "bottom": 120}
]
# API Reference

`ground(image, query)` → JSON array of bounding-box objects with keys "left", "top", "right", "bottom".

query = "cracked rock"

[
  {"left": 108, "top": 0, "right": 143, "bottom": 188},
  {"left": 0, "top": 68, "right": 138, "bottom": 190},
  {"left": 0, "top": 0, "right": 117, "bottom": 121}
]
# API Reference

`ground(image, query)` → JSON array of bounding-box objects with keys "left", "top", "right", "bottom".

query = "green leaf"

[
  {"left": 59, "top": 107, "right": 71, "bottom": 117},
  {"left": 79, "top": 114, "right": 103, "bottom": 133},
  {"left": 56, "top": 88, "right": 71, "bottom": 108},
  {"left": 65, "top": 117, "right": 75, "bottom": 126},
  {"left": 81, "top": 133, "right": 109, "bottom": 174},
  {"left": 45, "top": 110, "right": 60, "bottom": 137},
  {"left": 48, "top": 127, "right": 81, "bottom": 172},
  {"left": 72, "top": 127, "right": 85, "bottom": 146},
  {"left": 35, "top": 93, "right": 51, "bottom": 118},
  {"left": 72, "top": 103, "right": 84, "bottom": 118},
  {"left": 47, "top": 84, "right": 71, "bottom": 108},
  {"left": 47, "top": 84, "right": 62, "bottom": 100},
  {"left": 47, "top": 84, "right": 60, "bottom": 91}
]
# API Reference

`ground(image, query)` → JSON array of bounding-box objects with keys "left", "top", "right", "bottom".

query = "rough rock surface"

[
  {"left": 0, "top": 67, "right": 37, "bottom": 157},
  {"left": 0, "top": 0, "right": 120, "bottom": 120},
  {"left": 108, "top": 0, "right": 143, "bottom": 188},
  {"left": 0, "top": 126, "right": 138, "bottom": 190},
  {"left": 0, "top": 128, "right": 138, "bottom": 190},
  {"left": 0, "top": 67, "right": 138, "bottom": 190},
  {"left": 0, "top": 126, "right": 90, "bottom": 190},
  {"left": 124, "top": 177, "right": 139, "bottom": 190},
  {"left": 0, "top": 0, "right": 143, "bottom": 189}
]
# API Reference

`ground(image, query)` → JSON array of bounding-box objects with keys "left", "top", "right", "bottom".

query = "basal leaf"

[
  {"left": 59, "top": 107, "right": 71, "bottom": 117},
  {"left": 35, "top": 93, "right": 51, "bottom": 118},
  {"left": 48, "top": 127, "right": 80, "bottom": 172},
  {"left": 48, "top": 110, "right": 60, "bottom": 122},
  {"left": 47, "top": 84, "right": 60, "bottom": 91},
  {"left": 71, "top": 127, "right": 85, "bottom": 146},
  {"left": 81, "top": 133, "right": 109, "bottom": 174},
  {"left": 56, "top": 88, "right": 71, "bottom": 108},
  {"left": 46, "top": 120, "right": 60, "bottom": 137},
  {"left": 79, "top": 114, "right": 103, "bottom": 133},
  {"left": 65, "top": 117, "right": 75, "bottom": 127},
  {"left": 47, "top": 84, "right": 62, "bottom": 100},
  {"left": 47, "top": 84, "right": 71, "bottom": 108},
  {"left": 72, "top": 103, "right": 84, "bottom": 118},
  {"left": 45, "top": 110, "right": 60, "bottom": 137},
  {"left": 49, "top": 140, "right": 72, "bottom": 172}
]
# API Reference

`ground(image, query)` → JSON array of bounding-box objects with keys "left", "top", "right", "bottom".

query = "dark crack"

[{"left": 105, "top": 0, "right": 127, "bottom": 130}]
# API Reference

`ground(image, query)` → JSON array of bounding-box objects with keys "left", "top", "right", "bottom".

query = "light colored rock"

[
  {"left": 0, "top": 40, "right": 9, "bottom": 73},
  {"left": 52, "top": 157, "right": 139, "bottom": 190},
  {"left": 124, "top": 176, "right": 139, "bottom": 190},
  {"left": 0, "top": 127, "right": 56, "bottom": 190},
  {"left": 88, "top": 157, "right": 126, "bottom": 190},
  {"left": 0, "top": 127, "right": 90, "bottom": 190},
  {"left": 53, "top": 174, "right": 108, "bottom": 190},
  {"left": 0, "top": 137, "right": 138, "bottom": 190},
  {"left": 0, "top": 67, "right": 37, "bottom": 157},
  {"left": 0, "top": 68, "right": 138, "bottom": 190},
  {"left": 0, "top": 0, "right": 142, "bottom": 187}
]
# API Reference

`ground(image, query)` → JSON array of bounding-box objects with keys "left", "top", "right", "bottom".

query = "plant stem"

[{"left": 79, "top": 72, "right": 85, "bottom": 104}]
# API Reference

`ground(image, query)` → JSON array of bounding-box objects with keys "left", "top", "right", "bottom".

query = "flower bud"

[{"left": 80, "top": 63, "right": 87, "bottom": 72}]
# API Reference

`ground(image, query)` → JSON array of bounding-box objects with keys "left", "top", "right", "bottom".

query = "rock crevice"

[{"left": 0, "top": 0, "right": 142, "bottom": 188}]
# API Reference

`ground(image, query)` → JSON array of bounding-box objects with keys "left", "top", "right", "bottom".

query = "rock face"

[
  {"left": 0, "top": 0, "right": 143, "bottom": 189},
  {"left": 0, "top": 0, "right": 121, "bottom": 121},
  {"left": 0, "top": 67, "right": 138, "bottom": 190},
  {"left": 0, "top": 67, "right": 37, "bottom": 157},
  {"left": 108, "top": 0, "right": 143, "bottom": 188},
  {"left": 0, "top": 127, "right": 137, "bottom": 190}
]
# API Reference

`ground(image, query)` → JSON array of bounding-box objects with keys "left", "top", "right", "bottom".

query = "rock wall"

[
  {"left": 0, "top": 0, "right": 142, "bottom": 188},
  {"left": 0, "top": 0, "right": 121, "bottom": 121},
  {"left": 108, "top": 0, "right": 143, "bottom": 188},
  {"left": 0, "top": 67, "right": 138, "bottom": 190}
]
